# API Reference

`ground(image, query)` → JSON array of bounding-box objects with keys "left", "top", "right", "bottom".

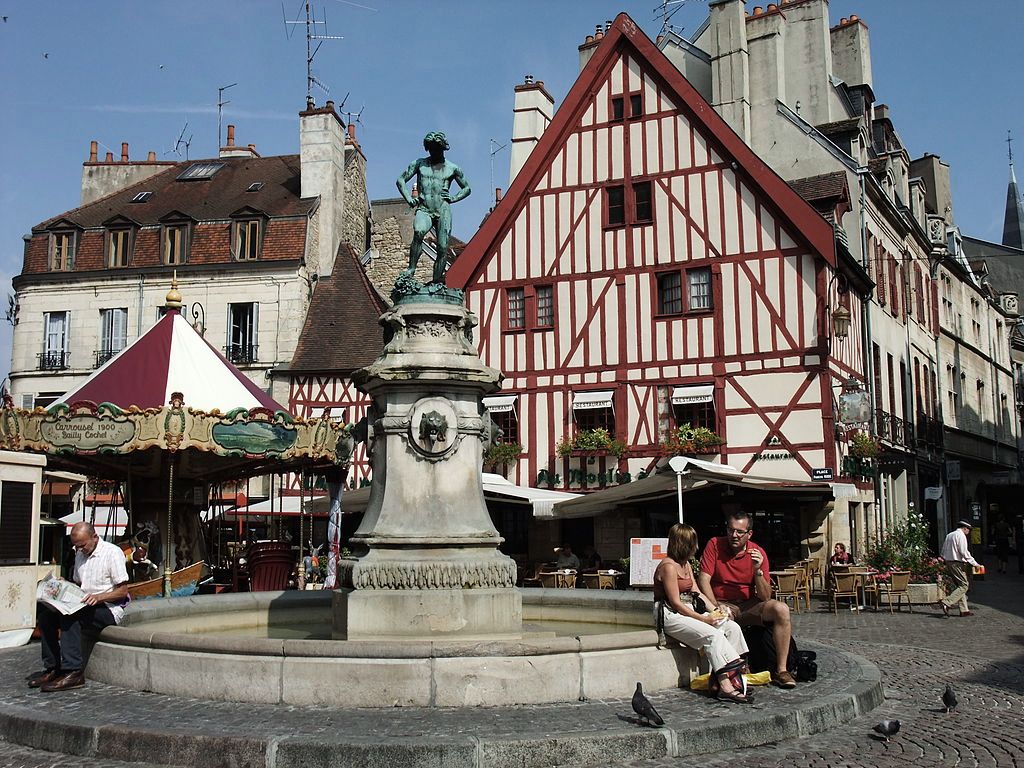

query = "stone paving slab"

[{"left": 0, "top": 637, "right": 880, "bottom": 768}]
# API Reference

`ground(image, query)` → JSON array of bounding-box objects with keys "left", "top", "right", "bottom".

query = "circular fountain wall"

[{"left": 88, "top": 589, "right": 701, "bottom": 707}]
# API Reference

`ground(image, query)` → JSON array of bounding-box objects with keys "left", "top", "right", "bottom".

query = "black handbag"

[{"left": 680, "top": 591, "right": 707, "bottom": 614}]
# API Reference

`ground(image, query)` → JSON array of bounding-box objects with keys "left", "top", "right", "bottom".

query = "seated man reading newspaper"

[{"left": 31, "top": 522, "right": 130, "bottom": 692}]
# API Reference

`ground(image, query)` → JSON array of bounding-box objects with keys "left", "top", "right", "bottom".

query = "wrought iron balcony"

[
  {"left": 94, "top": 348, "right": 122, "bottom": 368},
  {"left": 225, "top": 344, "right": 258, "bottom": 365},
  {"left": 37, "top": 351, "right": 69, "bottom": 371}
]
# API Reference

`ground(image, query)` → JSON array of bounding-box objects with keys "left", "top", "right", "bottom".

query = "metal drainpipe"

[
  {"left": 857, "top": 168, "right": 883, "bottom": 550},
  {"left": 929, "top": 252, "right": 948, "bottom": 537},
  {"left": 136, "top": 274, "right": 145, "bottom": 337}
]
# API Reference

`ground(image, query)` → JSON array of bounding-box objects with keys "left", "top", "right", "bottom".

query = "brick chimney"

[
  {"left": 80, "top": 139, "right": 175, "bottom": 205},
  {"left": 509, "top": 75, "right": 554, "bottom": 184},
  {"left": 220, "top": 124, "right": 260, "bottom": 158},
  {"left": 300, "top": 99, "right": 348, "bottom": 276}
]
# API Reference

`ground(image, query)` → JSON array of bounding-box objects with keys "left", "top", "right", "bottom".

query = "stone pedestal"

[{"left": 333, "top": 299, "right": 522, "bottom": 639}]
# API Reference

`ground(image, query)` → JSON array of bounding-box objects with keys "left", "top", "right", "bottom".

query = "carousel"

[{"left": 0, "top": 281, "right": 352, "bottom": 596}]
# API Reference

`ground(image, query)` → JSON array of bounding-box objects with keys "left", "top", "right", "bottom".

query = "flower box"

[{"left": 906, "top": 582, "right": 940, "bottom": 605}]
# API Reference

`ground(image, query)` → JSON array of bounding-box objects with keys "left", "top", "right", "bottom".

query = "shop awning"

[
  {"left": 308, "top": 473, "right": 581, "bottom": 518},
  {"left": 549, "top": 457, "right": 834, "bottom": 519},
  {"left": 482, "top": 395, "right": 518, "bottom": 413},
  {"left": 223, "top": 495, "right": 310, "bottom": 517},
  {"left": 671, "top": 384, "right": 714, "bottom": 405},
  {"left": 572, "top": 390, "right": 615, "bottom": 410}
]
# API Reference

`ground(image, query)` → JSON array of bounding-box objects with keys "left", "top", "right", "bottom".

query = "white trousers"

[{"left": 655, "top": 603, "right": 749, "bottom": 671}]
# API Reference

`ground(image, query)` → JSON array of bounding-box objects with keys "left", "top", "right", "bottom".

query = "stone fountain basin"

[{"left": 88, "top": 589, "right": 701, "bottom": 707}]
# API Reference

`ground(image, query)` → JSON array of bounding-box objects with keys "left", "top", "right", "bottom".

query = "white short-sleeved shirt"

[{"left": 74, "top": 538, "right": 131, "bottom": 624}]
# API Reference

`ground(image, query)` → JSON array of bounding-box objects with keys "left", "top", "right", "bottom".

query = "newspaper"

[{"left": 36, "top": 574, "right": 87, "bottom": 615}]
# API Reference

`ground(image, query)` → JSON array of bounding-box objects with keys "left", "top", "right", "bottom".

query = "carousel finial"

[{"left": 165, "top": 270, "right": 183, "bottom": 311}]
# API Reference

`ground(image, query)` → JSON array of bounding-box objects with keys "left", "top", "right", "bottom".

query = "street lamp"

[{"left": 831, "top": 305, "right": 851, "bottom": 341}]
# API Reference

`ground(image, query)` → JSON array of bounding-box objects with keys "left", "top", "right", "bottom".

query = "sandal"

[{"left": 716, "top": 688, "right": 752, "bottom": 704}]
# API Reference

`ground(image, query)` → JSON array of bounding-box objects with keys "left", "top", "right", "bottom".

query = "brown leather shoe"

[
  {"left": 27, "top": 669, "right": 62, "bottom": 689},
  {"left": 771, "top": 670, "right": 797, "bottom": 689},
  {"left": 40, "top": 670, "right": 85, "bottom": 692}
]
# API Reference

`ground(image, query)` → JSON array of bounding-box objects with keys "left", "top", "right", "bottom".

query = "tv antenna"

[
  {"left": 489, "top": 138, "right": 508, "bottom": 210},
  {"left": 218, "top": 83, "right": 237, "bottom": 149},
  {"left": 284, "top": 1, "right": 345, "bottom": 106},
  {"left": 169, "top": 122, "right": 193, "bottom": 160},
  {"left": 653, "top": 0, "right": 695, "bottom": 38}
]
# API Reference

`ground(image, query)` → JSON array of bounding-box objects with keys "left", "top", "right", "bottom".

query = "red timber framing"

[
  {"left": 449, "top": 13, "right": 849, "bottom": 491},
  {"left": 287, "top": 375, "right": 371, "bottom": 489}
]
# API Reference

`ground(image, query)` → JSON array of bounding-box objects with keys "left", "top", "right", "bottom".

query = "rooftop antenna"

[
  {"left": 1008, "top": 130, "right": 1015, "bottom": 169},
  {"left": 284, "top": 1, "right": 344, "bottom": 107},
  {"left": 218, "top": 83, "right": 237, "bottom": 149},
  {"left": 169, "top": 122, "right": 193, "bottom": 161},
  {"left": 489, "top": 138, "right": 508, "bottom": 209},
  {"left": 653, "top": 0, "right": 694, "bottom": 38}
]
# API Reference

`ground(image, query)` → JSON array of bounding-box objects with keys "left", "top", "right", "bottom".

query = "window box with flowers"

[
  {"left": 660, "top": 423, "right": 723, "bottom": 456},
  {"left": 556, "top": 428, "right": 627, "bottom": 459},
  {"left": 848, "top": 430, "right": 880, "bottom": 459},
  {"left": 483, "top": 442, "right": 523, "bottom": 473}
]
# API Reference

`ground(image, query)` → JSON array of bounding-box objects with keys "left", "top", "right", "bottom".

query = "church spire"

[{"left": 1003, "top": 130, "right": 1024, "bottom": 250}]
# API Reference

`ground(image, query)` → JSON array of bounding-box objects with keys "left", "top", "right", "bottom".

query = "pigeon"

[
  {"left": 943, "top": 684, "right": 958, "bottom": 713},
  {"left": 631, "top": 682, "right": 664, "bottom": 727},
  {"left": 872, "top": 719, "right": 901, "bottom": 742}
]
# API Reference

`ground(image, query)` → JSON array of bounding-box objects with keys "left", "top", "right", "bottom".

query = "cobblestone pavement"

[
  {"left": 618, "top": 563, "right": 1024, "bottom": 768},
  {"left": 1, "top": 561, "right": 1021, "bottom": 768}
]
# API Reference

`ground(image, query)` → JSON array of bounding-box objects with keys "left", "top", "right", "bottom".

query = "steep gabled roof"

[
  {"left": 34, "top": 155, "right": 313, "bottom": 232},
  {"left": 288, "top": 243, "right": 388, "bottom": 373},
  {"left": 449, "top": 12, "right": 834, "bottom": 288}
]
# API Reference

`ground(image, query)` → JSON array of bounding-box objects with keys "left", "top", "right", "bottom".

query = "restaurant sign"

[{"left": 39, "top": 416, "right": 136, "bottom": 450}]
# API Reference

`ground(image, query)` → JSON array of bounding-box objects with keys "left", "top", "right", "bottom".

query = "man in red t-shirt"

[{"left": 697, "top": 511, "right": 796, "bottom": 688}]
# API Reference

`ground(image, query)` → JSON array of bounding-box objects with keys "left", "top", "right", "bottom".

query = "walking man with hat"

[{"left": 937, "top": 520, "right": 980, "bottom": 617}]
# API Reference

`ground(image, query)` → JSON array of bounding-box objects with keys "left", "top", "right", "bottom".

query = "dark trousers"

[{"left": 37, "top": 602, "right": 116, "bottom": 672}]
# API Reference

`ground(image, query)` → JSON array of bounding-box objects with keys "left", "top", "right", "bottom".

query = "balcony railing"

[
  {"left": 37, "top": 351, "right": 69, "bottom": 371},
  {"left": 225, "top": 344, "right": 258, "bottom": 365},
  {"left": 94, "top": 348, "right": 122, "bottom": 368},
  {"left": 874, "top": 409, "right": 909, "bottom": 449},
  {"left": 915, "top": 412, "right": 945, "bottom": 449}
]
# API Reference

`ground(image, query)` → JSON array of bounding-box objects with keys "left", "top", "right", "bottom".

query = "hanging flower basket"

[
  {"left": 848, "top": 430, "right": 880, "bottom": 459},
  {"left": 660, "top": 423, "right": 723, "bottom": 456}
]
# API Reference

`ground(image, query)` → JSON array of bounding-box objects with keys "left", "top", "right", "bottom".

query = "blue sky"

[{"left": 1, "top": 1, "right": 1021, "bottom": 376}]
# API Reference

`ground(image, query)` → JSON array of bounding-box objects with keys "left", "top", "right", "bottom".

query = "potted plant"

[
  {"left": 660, "top": 423, "right": 723, "bottom": 456},
  {"left": 862, "top": 509, "right": 947, "bottom": 604},
  {"left": 556, "top": 427, "right": 627, "bottom": 459},
  {"left": 483, "top": 441, "right": 523, "bottom": 471},
  {"left": 848, "top": 430, "right": 880, "bottom": 459}
]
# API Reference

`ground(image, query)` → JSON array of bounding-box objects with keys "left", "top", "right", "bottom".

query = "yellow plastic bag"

[{"left": 689, "top": 670, "right": 772, "bottom": 690}]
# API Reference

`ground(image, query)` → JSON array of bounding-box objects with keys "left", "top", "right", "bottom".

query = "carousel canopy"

[{"left": 60, "top": 309, "right": 283, "bottom": 412}]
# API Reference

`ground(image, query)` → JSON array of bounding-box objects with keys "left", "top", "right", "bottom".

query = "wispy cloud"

[{"left": 81, "top": 104, "right": 295, "bottom": 121}]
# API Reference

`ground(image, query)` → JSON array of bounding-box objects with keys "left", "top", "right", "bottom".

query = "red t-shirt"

[{"left": 699, "top": 535, "right": 770, "bottom": 603}]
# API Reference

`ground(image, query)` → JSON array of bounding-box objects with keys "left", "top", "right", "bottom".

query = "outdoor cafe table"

[
  {"left": 581, "top": 570, "right": 624, "bottom": 589},
  {"left": 539, "top": 570, "right": 577, "bottom": 588}
]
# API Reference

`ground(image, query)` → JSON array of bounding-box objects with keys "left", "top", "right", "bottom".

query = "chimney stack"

[
  {"left": 105, "top": 151, "right": 114, "bottom": 162},
  {"left": 89, "top": 141, "right": 98, "bottom": 163},
  {"left": 226, "top": 124, "right": 236, "bottom": 147},
  {"left": 509, "top": 74, "right": 554, "bottom": 183},
  {"left": 121, "top": 142, "right": 129, "bottom": 162},
  {"left": 219, "top": 125, "right": 261, "bottom": 158},
  {"left": 147, "top": 150, "right": 157, "bottom": 161},
  {"left": 830, "top": 12, "right": 873, "bottom": 90}
]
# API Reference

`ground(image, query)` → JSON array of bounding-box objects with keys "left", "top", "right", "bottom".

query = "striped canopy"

[{"left": 60, "top": 310, "right": 284, "bottom": 413}]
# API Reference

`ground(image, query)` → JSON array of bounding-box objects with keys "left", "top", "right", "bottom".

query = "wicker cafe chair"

[
  {"left": 772, "top": 571, "right": 801, "bottom": 613},
  {"left": 829, "top": 571, "right": 860, "bottom": 613},
  {"left": 876, "top": 570, "right": 913, "bottom": 613},
  {"left": 850, "top": 567, "right": 879, "bottom": 610},
  {"left": 791, "top": 566, "right": 812, "bottom": 611},
  {"left": 807, "top": 558, "right": 823, "bottom": 592}
]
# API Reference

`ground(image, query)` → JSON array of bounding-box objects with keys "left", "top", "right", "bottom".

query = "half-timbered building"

[{"left": 450, "top": 13, "right": 870, "bottom": 562}]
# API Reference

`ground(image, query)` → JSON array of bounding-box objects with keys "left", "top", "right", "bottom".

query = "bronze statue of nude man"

[{"left": 396, "top": 131, "right": 471, "bottom": 285}]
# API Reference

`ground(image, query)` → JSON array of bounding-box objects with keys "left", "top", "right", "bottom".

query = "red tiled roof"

[
  {"left": 788, "top": 172, "right": 849, "bottom": 204},
  {"left": 288, "top": 243, "right": 388, "bottom": 373}
]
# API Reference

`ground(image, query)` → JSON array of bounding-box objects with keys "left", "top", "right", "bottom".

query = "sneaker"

[{"left": 771, "top": 670, "right": 797, "bottom": 689}]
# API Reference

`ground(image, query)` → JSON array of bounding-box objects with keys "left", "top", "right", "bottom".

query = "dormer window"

[
  {"left": 233, "top": 219, "right": 261, "bottom": 261},
  {"left": 162, "top": 223, "right": 189, "bottom": 265},
  {"left": 49, "top": 231, "right": 75, "bottom": 271},
  {"left": 177, "top": 162, "right": 224, "bottom": 181},
  {"left": 107, "top": 228, "right": 133, "bottom": 267}
]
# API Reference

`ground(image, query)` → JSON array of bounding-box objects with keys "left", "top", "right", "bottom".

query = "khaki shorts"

[{"left": 719, "top": 598, "right": 771, "bottom": 626}]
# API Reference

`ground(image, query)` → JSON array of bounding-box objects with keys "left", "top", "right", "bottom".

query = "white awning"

[
  {"left": 830, "top": 483, "right": 861, "bottom": 499},
  {"left": 307, "top": 473, "right": 581, "bottom": 518},
  {"left": 671, "top": 384, "right": 714, "bottom": 405},
  {"left": 482, "top": 395, "right": 518, "bottom": 413},
  {"left": 225, "top": 495, "right": 307, "bottom": 517},
  {"left": 572, "top": 390, "right": 615, "bottom": 410}
]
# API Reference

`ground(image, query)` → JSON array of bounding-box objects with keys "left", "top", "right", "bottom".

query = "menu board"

[{"left": 629, "top": 537, "right": 669, "bottom": 587}]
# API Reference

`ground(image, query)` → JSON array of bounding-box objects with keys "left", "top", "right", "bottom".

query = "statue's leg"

[
  {"left": 433, "top": 206, "right": 453, "bottom": 284},
  {"left": 405, "top": 210, "right": 433, "bottom": 275}
]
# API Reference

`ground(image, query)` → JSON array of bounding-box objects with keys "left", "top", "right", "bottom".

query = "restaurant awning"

[
  {"left": 671, "top": 384, "right": 714, "bottom": 404},
  {"left": 307, "top": 473, "right": 581, "bottom": 518},
  {"left": 549, "top": 456, "right": 834, "bottom": 519},
  {"left": 482, "top": 395, "right": 518, "bottom": 413},
  {"left": 572, "top": 390, "right": 615, "bottom": 410}
]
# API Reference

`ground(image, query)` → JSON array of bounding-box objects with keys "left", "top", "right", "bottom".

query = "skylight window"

[
  {"left": 130, "top": 191, "right": 153, "bottom": 203},
  {"left": 246, "top": 182, "right": 264, "bottom": 193},
  {"left": 177, "top": 162, "right": 225, "bottom": 181}
]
